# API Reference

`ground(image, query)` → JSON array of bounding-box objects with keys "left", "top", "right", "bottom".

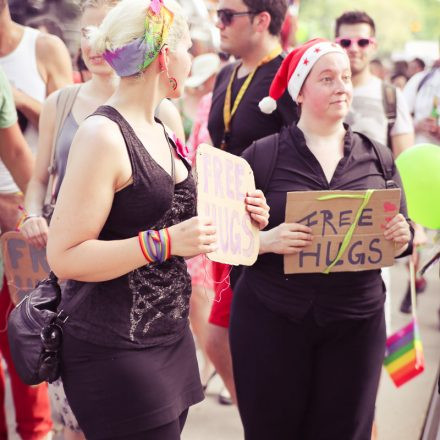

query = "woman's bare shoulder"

[{"left": 72, "top": 115, "right": 125, "bottom": 155}]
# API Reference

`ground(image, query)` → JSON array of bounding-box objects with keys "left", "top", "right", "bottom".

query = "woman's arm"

[
  {"left": 21, "top": 92, "right": 58, "bottom": 248},
  {"left": 47, "top": 117, "right": 217, "bottom": 282}
]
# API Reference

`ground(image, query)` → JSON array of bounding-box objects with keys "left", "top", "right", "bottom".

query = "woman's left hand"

[
  {"left": 245, "top": 190, "right": 270, "bottom": 230},
  {"left": 384, "top": 213, "right": 411, "bottom": 252}
]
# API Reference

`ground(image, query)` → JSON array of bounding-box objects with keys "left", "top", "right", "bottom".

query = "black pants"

[
  {"left": 106, "top": 410, "right": 188, "bottom": 440},
  {"left": 229, "top": 276, "right": 386, "bottom": 440}
]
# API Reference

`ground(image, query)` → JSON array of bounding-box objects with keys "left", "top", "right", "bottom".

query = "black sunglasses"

[
  {"left": 38, "top": 351, "right": 60, "bottom": 382},
  {"left": 335, "top": 37, "right": 376, "bottom": 49},
  {"left": 41, "top": 322, "right": 63, "bottom": 352},
  {"left": 216, "top": 8, "right": 257, "bottom": 26},
  {"left": 39, "top": 323, "right": 63, "bottom": 382}
]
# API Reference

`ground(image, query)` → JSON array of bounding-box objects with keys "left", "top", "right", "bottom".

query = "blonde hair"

[{"left": 88, "top": 0, "right": 187, "bottom": 55}]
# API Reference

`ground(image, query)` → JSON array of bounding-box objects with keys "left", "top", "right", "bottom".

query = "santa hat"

[{"left": 259, "top": 38, "right": 346, "bottom": 114}]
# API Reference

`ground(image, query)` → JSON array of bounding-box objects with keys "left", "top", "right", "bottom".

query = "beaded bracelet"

[{"left": 138, "top": 228, "right": 171, "bottom": 264}]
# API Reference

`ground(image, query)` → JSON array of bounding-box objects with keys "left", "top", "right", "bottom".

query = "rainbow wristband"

[
  {"left": 157, "top": 228, "right": 171, "bottom": 261},
  {"left": 138, "top": 231, "right": 156, "bottom": 263},
  {"left": 138, "top": 229, "right": 172, "bottom": 264}
]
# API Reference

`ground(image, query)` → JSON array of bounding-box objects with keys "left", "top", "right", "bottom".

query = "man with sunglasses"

[
  {"left": 335, "top": 11, "right": 414, "bottom": 158},
  {"left": 206, "top": 0, "right": 297, "bottom": 405}
]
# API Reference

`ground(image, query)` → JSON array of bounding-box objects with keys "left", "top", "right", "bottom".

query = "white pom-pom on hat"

[{"left": 258, "top": 96, "right": 277, "bottom": 114}]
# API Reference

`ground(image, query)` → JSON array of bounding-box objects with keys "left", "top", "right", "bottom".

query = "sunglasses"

[
  {"left": 216, "top": 8, "right": 257, "bottom": 27},
  {"left": 41, "top": 323, "right": 63, "bottom": 351},
  {"left": 335, "top": 37, "right": 376, "bottom": 49},
  {"left": 39, "top": 323, "right": 63, "bottom": 382}
]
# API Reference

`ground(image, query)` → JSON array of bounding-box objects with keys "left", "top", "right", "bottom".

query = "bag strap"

[
  {"left": 44, "top": 85, "right": 81, "bottom": 207},
  {"left": 248, "top": 133, "right": 280, "bottom": 193},
  {"left": 48, "top": 271, "right": 94, "bottom": 321},
  {"left": 354, "top": 131, "right": 397, "bottom": 188},
  {"left": 416, "top": 68, "right": 436, "bottom": 93},
  {"left": 59, "top": 283, "right": 95, "bottom": 320},
  {"left": 382, "top": 82, "right": 397, "bottom": 150}
]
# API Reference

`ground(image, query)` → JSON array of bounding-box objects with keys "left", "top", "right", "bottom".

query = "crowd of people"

[{"left": 0, "top": 0, "right": 438, "bottom": 439}]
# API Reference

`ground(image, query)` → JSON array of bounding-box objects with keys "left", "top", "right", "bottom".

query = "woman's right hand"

[
  {"left": 168, "top": 216, "right": 217, "bottom": 258},
  {"left": 20, "top": 216, "right": 49, "bottom": 249},
  {"left": 260, "top": 222, "right": 313, "bottom": 255}
]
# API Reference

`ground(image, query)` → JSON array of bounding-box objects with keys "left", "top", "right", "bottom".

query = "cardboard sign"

[
  {"left": 284, "top": 189, "right": 401, "bottom": 274},
  {"left": 0, "top": 231, "right": 50, "bottom": 304},
  {"left": 196, "top": 143, "right": 259, "bottom": 266}
]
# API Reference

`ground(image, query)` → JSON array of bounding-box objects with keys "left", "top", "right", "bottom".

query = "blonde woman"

[
  {"left": 21, "top": 1, "right": 186, "bottom": 437},
  {"left": 46, "top": 0, "right": 269, "bottom": 438}
]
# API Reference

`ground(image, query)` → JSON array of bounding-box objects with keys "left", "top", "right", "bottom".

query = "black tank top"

[{"left": 61, "top": 105, "right": 197, "bottom": 348}]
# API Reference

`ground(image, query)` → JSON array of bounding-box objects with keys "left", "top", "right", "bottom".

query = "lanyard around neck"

[{"left": 222, "top": 45, "right": 282, "bottom": 139}]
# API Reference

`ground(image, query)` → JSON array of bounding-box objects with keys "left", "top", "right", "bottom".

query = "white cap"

[{"left": 185, "top": 53, "right": 221, "bottom": 88}]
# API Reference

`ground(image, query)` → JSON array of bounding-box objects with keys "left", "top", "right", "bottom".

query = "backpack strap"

[
  {"left": 382, "top": 82, "right": 397, "bottom": 150},
  {"left": 247, "top": 132, "right": 280, "bottom": 193},
  {"left": 416, "top": 68, "right": 436, "bottom": 93},
  {"left": 354, "top": 131, "right": 397, "bottom": 189},
  {"left": 44, "top": 84, "right": 81, "bottom": 207}
]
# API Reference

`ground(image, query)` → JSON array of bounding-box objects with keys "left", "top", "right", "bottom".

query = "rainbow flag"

[{"left": 383, "top": 319, "right": 424, "bottom": 387}]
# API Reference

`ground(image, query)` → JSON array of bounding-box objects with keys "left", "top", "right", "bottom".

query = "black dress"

[{"left": 60, "top": 106, "right": 204, "bottom": 439}]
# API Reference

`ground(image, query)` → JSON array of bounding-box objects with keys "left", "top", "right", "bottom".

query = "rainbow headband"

[{"left": 103, "top": 0, "right": 174, "bottom": 77}]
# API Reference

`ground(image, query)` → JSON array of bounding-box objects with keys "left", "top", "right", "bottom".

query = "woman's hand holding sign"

[
  {"left": 168, "top": 216, "right": 217, "bottom": 258},
  {"left": 260, "top": 223, "right": 313, "bottom": 255},
  {"left": 20, "top": 216, "right": 49, "bottom": 249},
  {"left": 245, "top": 189, "right": 270, "bottom": 230},
  {"left": 383, "top": 213, "right": 411, "bottom": 256}
]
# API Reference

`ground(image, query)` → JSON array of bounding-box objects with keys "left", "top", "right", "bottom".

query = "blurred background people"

[
  {"left": 0, "top": 67, "right": 34, "bottom": 201},
  {"left": 186, "top": 52, "right": 221, "bottom": 159},
  {"left": 0, "top": 0, "right": 72, "bottom": 150},
  {"left": 404, "top": 60, "right": 440, "bottom": 145},
  {"left": 407, "top": 57, "right": 426, "bottom": 79},
  {"left": 370, "top": 57, "right": 387, "bottom": 80},
  {"left": 391, "top": 72, "right": 409, "bottom": 90}
]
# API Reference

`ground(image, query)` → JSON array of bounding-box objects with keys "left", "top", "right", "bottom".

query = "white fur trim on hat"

[
  {"left": 258, "top": 96, "right": 277, "bottom": 114},
  {"left": 287, "top": 42, "right": 346, "bottom": 102}
]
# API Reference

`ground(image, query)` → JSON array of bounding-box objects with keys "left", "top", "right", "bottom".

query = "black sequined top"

[{"left": 60, "top": 106, "right": 196, "bottom": 348}]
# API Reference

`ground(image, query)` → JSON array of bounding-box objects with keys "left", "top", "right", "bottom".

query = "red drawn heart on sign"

[
  {"left": 383, "top": 202, "right": 397, "bottom": 212},
  {"left": 385, "top": 217, "right": 393, "bottom": 223}
]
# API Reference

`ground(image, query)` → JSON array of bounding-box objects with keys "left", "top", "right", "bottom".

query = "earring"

[{"left": 169, "top": 77, "right": 178, "bottom": 91}]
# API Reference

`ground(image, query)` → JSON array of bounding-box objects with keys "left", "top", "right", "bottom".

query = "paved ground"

[
  {"left": 183, "top": 250, "right": 440, "bottom": 440},
  {"left": 4, "top": 246, "right": 440, "bottom": 439}
]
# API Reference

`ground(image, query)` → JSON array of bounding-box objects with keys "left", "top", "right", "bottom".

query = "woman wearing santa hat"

[{"left": 229, "top": 38, "right": 414, "bottom": 439}]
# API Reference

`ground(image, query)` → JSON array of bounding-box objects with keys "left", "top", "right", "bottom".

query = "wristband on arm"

[{"left": 138, "top": 228, "right": 171, "bottom": 263}]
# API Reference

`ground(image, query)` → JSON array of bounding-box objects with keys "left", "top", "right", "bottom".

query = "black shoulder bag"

[{"left": 7, "top": 273, "right": 93, "bottom": 385}]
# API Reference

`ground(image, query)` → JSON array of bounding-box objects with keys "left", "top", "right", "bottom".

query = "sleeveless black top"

[{"left": 61, "top": 105, "right": 197, "bottom": 348}]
